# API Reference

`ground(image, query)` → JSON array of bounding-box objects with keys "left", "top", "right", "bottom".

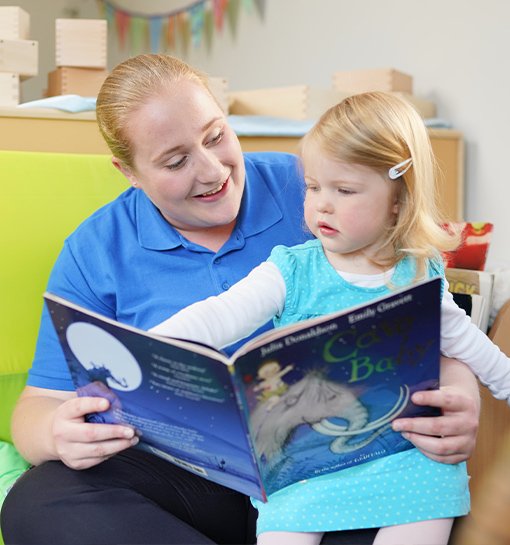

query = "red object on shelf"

[{"left": 443, "top": 222, "right": 494, "bottom": 271}]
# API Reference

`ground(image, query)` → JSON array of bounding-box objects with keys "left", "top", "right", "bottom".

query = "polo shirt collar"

[
  {"left": 136, "top": 167, "right": 282, "bottom": 251},
  {"left": 136, "top": 191, "right": 183, "bottom": 250}
]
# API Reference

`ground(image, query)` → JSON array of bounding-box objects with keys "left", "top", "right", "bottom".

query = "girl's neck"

[{"left": 324, "top": 247, "right": 395, "bottom": 275}]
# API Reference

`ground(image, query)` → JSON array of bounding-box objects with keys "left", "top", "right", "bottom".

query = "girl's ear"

[{"left": 111, "top": 157, "right": 139, "bottom": 188}]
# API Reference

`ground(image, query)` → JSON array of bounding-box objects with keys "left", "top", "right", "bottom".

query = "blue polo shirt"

[{"left": 28, "top": 152, "right": 310, "bottom": 390}]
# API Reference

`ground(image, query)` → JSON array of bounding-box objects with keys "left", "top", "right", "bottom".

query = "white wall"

[{"left": 5, "top": 0, "right": 510, "bottom": 267}]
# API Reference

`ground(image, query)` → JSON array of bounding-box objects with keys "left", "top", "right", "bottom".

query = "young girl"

[{"left": 151, "top": 91, "right": 510, "bottom": 545}]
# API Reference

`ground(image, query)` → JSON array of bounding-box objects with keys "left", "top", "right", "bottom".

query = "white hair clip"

[{"left": 388, "top": 158, "right": 413, "bottom": 180}]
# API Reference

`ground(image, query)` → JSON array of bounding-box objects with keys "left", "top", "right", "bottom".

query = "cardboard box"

[
  {"left": 47, "top": 67, "right": 108, "bottom": 97},
  {"left": 333, "top": 68, "right": 413, "bottom": 94},
  {"left": 228, "top": 85, "right": 350, "bottom": 120},
  {"left": 55, "top": 18, "right": 107, "bottom": 68},
  {"left": 208, "top": 76, "right": 228, "bottom": 114},
  {"left": 0, "top": 72, "right": 19, "bottom": 106},
  {"left": 0, "top": 6, "right": 30, "bottom": 40},
  {"left": 0, "top": 39, "right": 38, "bottom": 78},
  {"left": 392, "top": 92, "right": 436, "bottom": 118}
]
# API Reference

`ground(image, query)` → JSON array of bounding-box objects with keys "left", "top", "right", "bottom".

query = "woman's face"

[{"left": 116, "top": 80, "right": 245, "bottom": 241}]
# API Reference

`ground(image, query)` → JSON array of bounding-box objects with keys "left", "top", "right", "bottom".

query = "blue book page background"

[
  {"left": 45, "top": 298, "right": 264, "bottom": 500},
  {"left": 231, "top": 278, "right": 442, "bottom": 496}
]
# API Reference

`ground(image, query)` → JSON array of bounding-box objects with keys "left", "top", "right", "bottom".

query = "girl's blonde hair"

[
  {"left": 302, "top": 91, "right": 459, "bottom": 276},
  {"left": 96, "top": 54, "right": 214, "bottom": 168}
]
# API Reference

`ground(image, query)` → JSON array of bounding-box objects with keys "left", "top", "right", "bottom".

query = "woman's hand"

[
  {"left": 52, "top": 396, "right": 139, "bottom": 470},
  {"left": 12, "top": 385, "right": 138, "bottom": 468},
  {"left": 392, "top": 357, "right": 480, "bottom": 464}
]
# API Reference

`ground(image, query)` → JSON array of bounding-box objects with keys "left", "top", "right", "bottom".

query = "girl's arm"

[
  {"left": 150, "top": 262, "right": 286, "bottom": 349},
  {"left": 441, "top": 284, "right": 510, "bottom": 403}
]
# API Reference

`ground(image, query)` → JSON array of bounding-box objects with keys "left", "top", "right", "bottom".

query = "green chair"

[{"left": 0, "top": 150, "right": 127, "bottom": 543}]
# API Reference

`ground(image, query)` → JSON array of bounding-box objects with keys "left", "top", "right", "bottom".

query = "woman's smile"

[{"left": 194, "top": 177, "right": 229, "bottom": 199}]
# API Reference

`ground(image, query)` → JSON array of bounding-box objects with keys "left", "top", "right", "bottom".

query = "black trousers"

[{"left": 0, "top": 448, "right": 378, "bottom": 545}]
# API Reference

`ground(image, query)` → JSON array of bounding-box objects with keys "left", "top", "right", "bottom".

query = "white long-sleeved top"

[{"left": 151, "top": 261, "right": 510, "bottom": 404}]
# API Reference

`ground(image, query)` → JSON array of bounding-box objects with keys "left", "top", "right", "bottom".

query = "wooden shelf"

[{"left": 0, "top": 108, "right": 464, "bottom": 220}]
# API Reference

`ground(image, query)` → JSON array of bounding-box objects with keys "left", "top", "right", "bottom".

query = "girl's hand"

[{"left": 51, "top": 396, "right": 139, "bottom": 470}]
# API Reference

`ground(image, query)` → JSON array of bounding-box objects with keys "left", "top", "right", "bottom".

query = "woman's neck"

[{"left": 177, "top": 221, "right": 236, "bottom": 253}]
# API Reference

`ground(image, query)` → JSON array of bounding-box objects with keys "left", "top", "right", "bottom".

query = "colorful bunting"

[
  {"left": 149, "top": 16, "right": 163, "bottom": 53},
  {"left": 100, "top": 0, "right": 262, "bottom": 53}
]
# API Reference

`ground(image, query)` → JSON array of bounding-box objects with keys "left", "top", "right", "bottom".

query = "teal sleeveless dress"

[{"left": 251, "top": 239, "right": 470, "bottom": 534}]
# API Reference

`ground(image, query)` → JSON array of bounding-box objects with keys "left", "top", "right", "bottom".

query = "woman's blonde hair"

[
  {"left": 302, "top": 91, "right": 459, "bottom": 276},
  {"left": 96, "top": 54, "right": 214, "bottom": 168}
]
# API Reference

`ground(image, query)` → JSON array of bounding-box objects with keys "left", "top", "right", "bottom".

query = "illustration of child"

[
  {"left": 253, "top": 360, "right": 294, "bottom": 410},
  {"left": 151, "top": 91, "right": 510, "bottom": 545}
]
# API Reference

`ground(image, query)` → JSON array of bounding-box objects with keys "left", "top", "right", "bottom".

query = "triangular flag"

[
  {"left": 96, "top": 0, "right": 106, "bottom": 18},
  {"left": 226, "top": 0, "right": 241, "bottom": 38},
  {"left": 203, "top": 8, "right": 214, "bottom": 52},
  {"left": 149, "top": 16, "right": 163, "bottom": 53},
  {"left": 130, "top": 16, "right": 147, "bottom": 54},
  {"left": 166, "top": 15, "right": 176, "bottom": 50},
  {"left": 253, "top": 0, "right": 266, "bottom": 19},
  {"left": 115, "top": 10, "right": 130, "bottom": 50},
  {"left": 190, "top": 4, "right": 205, "bottom": 48},
  {"left": 177, "top": 12, "right": 191, "bottom": 55},
  {"left": 103, "top": 2, "right": 115, "bottom": 28},
  {"left": 213, "top": 0, "right": 228, "bottom": 32}
]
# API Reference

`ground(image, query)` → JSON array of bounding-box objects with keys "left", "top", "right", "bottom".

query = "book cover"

[
  {"left": 446, "top": 267, "right": 495, "bottom": 332},
  {"left": 44, "top": 277, "right": 442, "bottom": 501}
]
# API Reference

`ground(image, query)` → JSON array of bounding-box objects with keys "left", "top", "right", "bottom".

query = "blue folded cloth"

[
  {"left": 227, "top": 115, "right": 315, "bottom": 137},
  {"left": 18, "top": 95, "right": 97, "bottom": 113}
]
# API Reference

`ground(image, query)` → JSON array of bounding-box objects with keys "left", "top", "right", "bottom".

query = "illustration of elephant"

[{"left": 250, "top": 370, "right": 409, "bottom": 461}]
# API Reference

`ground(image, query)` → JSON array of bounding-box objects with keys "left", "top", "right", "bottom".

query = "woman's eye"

[
  {"left": 166, "top": 156, "right": 187, "bottom": 170},
  {"left": 207, "top": 130, "right": 224, "bottom": 146}
]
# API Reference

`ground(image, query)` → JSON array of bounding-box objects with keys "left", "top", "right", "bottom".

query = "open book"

[{"left": 44, "top": 277, "right": 442, "bottom": 502}]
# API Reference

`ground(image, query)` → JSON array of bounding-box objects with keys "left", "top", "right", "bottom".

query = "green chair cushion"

[
  {"left": 0, "top": 150, "right": 128, "bottom": 537},
  {"left": 0, "top": 150, "right": 128, "bottom": 442},
  {"left": 0, "top": 441, "right": 30, "bottom": 544},
  {"left": 0, "top": 373, "right": 28, "bottom": 443}
]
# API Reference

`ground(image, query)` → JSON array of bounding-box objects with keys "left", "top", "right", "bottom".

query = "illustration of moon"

[{"left": 66, "top": 322, "right": 142, "bottom": 391}]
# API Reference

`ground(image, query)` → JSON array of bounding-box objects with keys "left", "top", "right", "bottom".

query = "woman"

[{"left": 0, "top": 55, "right": 479, "bottom": 545}]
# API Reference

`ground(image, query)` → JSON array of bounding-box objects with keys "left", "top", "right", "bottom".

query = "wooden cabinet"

[
  {"left": 0, "top": 107, "right": 464, "bottom": 220},
  {"left": 238, "top": 129, "right": 464, "bottom": 221},
  {"left": 0, "top": 107, "right": 110, "bottom": 154}
]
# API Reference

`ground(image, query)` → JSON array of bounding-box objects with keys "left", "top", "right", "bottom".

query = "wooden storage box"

[
  {"left": 0, "top": 6, "right": 30, "bottom": 40},
  {"left": 228, "top": 85, "right": 350, "bottom": 120},
  {"left": 392, "top": 92, "right": 436, "bottom": 118},
  {"left": 0, "top": 38, "right": 38, "bottom": 77},
  {"left": 333, "top": 68, "right": 413, "bottom": 94},
  {"left": 0, "top": 72, "right": 19, "bottom": 106},
  {"left": 47, "top": 67, "right": 108, "bottom": 97},
  {"left": 55, "top": 18, "right": 107, "bottom": 68}
]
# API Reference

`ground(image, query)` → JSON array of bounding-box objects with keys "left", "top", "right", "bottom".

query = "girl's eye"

[
  {"left": 166, "top": 156, "right": 187, "bottom": 170},
  {"left": 305, "top": 185, "right": 319, "bottom": 192},
  {"left": 206, "top": 129, "right": 224, "bottom": 146},
  {"left": 337, "top": 188, "right": 355, "bottom": 195}
]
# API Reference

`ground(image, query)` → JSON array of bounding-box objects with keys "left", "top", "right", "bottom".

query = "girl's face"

[
  {"left": 114, "top": 80, "right": 245, "bottom": 247},
  {"left": 302, "top": 141, "right": 399, "bottom": 273}
]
